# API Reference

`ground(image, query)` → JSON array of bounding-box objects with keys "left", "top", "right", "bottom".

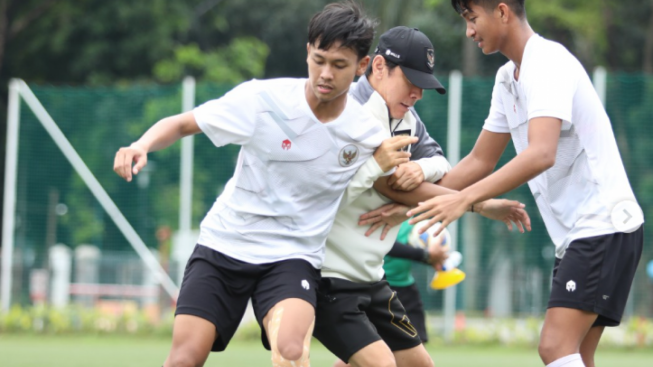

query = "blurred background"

[{"left": 0, "top": 0, "right": 652, "bottom": 365}]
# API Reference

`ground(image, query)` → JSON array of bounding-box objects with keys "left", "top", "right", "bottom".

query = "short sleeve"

[
  {"left": 193, "top": 80, "right": 260, "bottom": 147},
  {"left": 483, "top": 81, "right": 510, "bottom": 133},
  {"left": 523, "top": 56, "right": 576, "bottom": 125}
]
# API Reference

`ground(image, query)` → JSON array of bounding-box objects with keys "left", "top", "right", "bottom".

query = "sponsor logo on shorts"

[
  {"left": 566, "top": 280, "right": 576, "bottom": 292},
  {"left": 301, "top": 280, "right": 310, "bottom": 290},
  {"left": 603, "top": 295, "right": 610, "bottom": 300}
]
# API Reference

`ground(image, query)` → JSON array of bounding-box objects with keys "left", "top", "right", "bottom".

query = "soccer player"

[
  {"left": 314, "top": 26, "right": 530, "bottom": 367},
  {"left": 406, "top": 2, "right": 645, "bottom": 367},
  {"left": 113, "top": 3, "right": 416, "bottom": 367}
]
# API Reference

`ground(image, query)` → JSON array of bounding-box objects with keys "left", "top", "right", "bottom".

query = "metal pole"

[
  {"left": 1, "top": 79, "right": 21, "bottom": 312},
  {"left": 16, "top": 80, "right": 179, "bottom": 301},
  {"left": 443, "top": 70, "right": 463, "bottom": 342},
  {"left": 180, "top": 77, "right": 195, "bottom": 233},
  {"left": 592, "top": 66, "right": 607, "bottom": 107}
]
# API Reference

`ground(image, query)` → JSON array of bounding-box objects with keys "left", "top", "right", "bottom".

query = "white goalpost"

[{"left": 1, "top": 78, "right": 193, "bottom": 311}]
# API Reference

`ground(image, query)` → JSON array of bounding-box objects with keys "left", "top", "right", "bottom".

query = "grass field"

[{"left": 1, "top": 334, "right": 652, "bottom": 367}]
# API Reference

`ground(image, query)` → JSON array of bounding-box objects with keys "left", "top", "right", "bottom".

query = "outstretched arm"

[
  {"left": 114, "top": 111, "right": 200, "bottom": 182},
  {"left": 408, "top": 117, "right": 561, "bottom": 235}
]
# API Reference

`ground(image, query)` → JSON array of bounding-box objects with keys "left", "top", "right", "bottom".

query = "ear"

[
  {"left": 371, "top": 55, "right": 385, "bottom": 79},
  {"left": 497, "top": 3, "right": 511, "bottom": 23},
  {"left": 356, "top": 55, "right": 371, "bottom": 76}
]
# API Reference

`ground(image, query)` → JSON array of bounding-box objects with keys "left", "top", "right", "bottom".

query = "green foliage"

[{"left": 153, "top": 37, "right": 269, "bottom": 84}]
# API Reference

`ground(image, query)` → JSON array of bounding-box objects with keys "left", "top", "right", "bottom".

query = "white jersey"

[
  {"left": 321, "top": 76, "right": 451, "bottom": 283},
  {"left": 193, "top": 78, "right": 385, "bottom": 268},
  {"left": 483, "top": 34, "right": 643, "bottom": 258}
]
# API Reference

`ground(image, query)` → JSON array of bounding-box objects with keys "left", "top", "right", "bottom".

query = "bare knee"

[
  {"left": 538, "top": 337, "right": 563, "bottom": 363},
  {"left": 277, "top": 339, "right": 305, "bottom": 361},
  {"left": 165, "top": 351, "right": 205, "bottom": 367}
]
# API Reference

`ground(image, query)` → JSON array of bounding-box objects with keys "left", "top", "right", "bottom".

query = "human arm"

[
  {"left": 408, "top": 117, "right": 560, "bottom": 235},
  {"left": 387, "top": 241, "right": 448, "bottom": 270},
  {"left": 113, "top": 111, "right": 201, "bottom": 182},
  {"left": 339, "top": 135, "right": 418, "bottom": 208},
  {"left": 437, "top": 130, "right": 511, "bottom": 190}
]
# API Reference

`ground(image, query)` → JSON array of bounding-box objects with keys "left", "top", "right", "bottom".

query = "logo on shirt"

[
  {"left": 566, "top": 280, "right": 576, "bottom": 292},
  {"left": 281, "top": 139, "right": 292, "bottom": 150},
  {"left": 338, "top": 144, "right": 359, "bottom": 167},
  {"left": 301, "top": 280, "right": 310, "bottom": 290}
]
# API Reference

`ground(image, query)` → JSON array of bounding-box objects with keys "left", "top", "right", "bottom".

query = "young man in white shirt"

[
  {"left": 113, "top": 2, "right": 417, "bottom": 367},
  {"left": 405, "top": 1, "right": 644, "bottom": 367},
  {"left": 315, "top": 26, "right": 531, "bottom": 367}
]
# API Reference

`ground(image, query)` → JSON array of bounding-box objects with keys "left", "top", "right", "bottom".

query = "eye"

[
  {"left": 334, "top": 64, "right": 346, "bottom": 70},
  {"left": 470, "top": 17, "right": 477, "bottom": 23}
]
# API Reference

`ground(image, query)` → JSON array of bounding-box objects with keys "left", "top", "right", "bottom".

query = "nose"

[
  {"left": 466, "top": 23, "right": 475, "bottom": 39},
  {"left": 412, "top": 86, "right": 423, "bottom": 101},
  {"left": 321, "top": 64, "right": 334, "bottom": 81}
]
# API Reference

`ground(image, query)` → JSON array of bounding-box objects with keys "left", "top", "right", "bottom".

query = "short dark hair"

[
  {"left": 307, "top": 1, "right": 377, "bottom": 60},
  {"left": 364, "top": 57, "right": 399, "bottom": 78},
  {"left": 451, "top": 0, "right": 526, "bottom": 18}
]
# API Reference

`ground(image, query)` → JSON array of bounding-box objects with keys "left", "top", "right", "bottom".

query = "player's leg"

[
  {"left": 164, "top": 315, "right": 217, "bottom": 367},
  {"left": 252, "top": 258, "right": 321, "bottom": 366},
  {"left": 264, "top": 297, "right": 315, "bottom": 365},
  {"left": 313, "top": 277, "right": 397, "bottom": 367},
  {"left": 578, "top": 325, "right": 604, "bottom": 367},
  {"left": 394, "top": 344, "right": 433, "bottom": 367},
  {"left": 165, "top": 245, "right": 255, "bottom": 367},
  {"left": 538, "top": 307, "right": 597, "bottom": 365}
]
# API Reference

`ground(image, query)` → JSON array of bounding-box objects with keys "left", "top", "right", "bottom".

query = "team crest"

[
  {"left": 281, "top": 139, "right": 292, "bottom": 150},
  {"left": 426, "top": 48, "right": 435, "bottom": 70},
  {"left": 339, "top": 144, "right": 359, "bottom": 167}
]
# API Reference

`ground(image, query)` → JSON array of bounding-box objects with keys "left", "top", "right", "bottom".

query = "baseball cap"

[{"left": 375, "top": 26, "right": 446, "bottom": 94}]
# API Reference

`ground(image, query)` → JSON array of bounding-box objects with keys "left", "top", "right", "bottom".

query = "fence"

[{"left": 2, "top": 71, "right": 652, "bottom": 327}]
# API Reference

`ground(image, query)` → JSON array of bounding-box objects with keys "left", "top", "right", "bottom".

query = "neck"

[
  {"left": 304, "top": 81, "right": 347, "bottom": 123},
  {"left": 501, "top": 20, "right": 535, "bottom": 71}
]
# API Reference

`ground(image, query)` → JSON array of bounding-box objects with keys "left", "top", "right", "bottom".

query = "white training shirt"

[
  {"left": 483, "top": 34, "right": 643, "bottom": 258},
  {"left": 193, "top": 78, "right": 385, "bottom": 268},
  {"left": 322, "top": 89, "right": 451, "bottom": 283}
]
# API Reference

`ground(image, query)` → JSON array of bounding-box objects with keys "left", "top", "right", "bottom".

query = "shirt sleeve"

[
  {"left": 483, "top": 71, "right": 510, "bottom": 134},
  {"left": 523, "top": 53, "right": 576, "bottom": 125},
  {"left": 193, "top": 80, "right": 260, "bottom": 147}
]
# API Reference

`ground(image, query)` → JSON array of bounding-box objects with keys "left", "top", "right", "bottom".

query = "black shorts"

[
  {"left": 548, "top": 226, "right": 643, "bottom": 327},
  {"left": 389, "top": 283, "right": 428, "bottom": 343},
  {"left": 313, "top": 277, "right": 422, "bottom": 362},
  {"left": 175, "top": 244, "right": 320, "bottom": 351}
]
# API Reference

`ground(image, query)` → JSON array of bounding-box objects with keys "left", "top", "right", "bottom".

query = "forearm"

[
  {"left": 387, "top": 242, "right": 428, "bottom": 263},
  {"left": 374, "top": 176, "right": 458, "bottom": 206},
  {"left": 461, "top": 146, "right": 553, "bottom": 204},
  {"left": 437, "top": 153, "right": 495, "bottom": 190},
  {"left": 134, "top": 112, "right": 200, "bottom": 152}
]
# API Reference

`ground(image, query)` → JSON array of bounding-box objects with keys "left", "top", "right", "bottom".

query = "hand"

[
  {"left": 387, "top": 162, "right": 424, "bottom": 191},
  {"left": 373, "top": 136, "right": 418, "bottom": 172},
  {"left": 358, "top": 203, "right": 410, "bottom": 240},
  {"left": 426, "top": 235, "right": 449, "bottom": 271},
  {"left": 474, "top": 199, "right": 531, "bottom": 233},
  {"left": 113, "top": 143, "right": 148, "bottom": 182},
  {"left": 406, "top": 193, "right": 471, "bottom": 237}
]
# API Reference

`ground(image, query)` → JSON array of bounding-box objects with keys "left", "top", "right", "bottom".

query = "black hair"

[
  {"left": 307, "top": 1, "right": 377, "bottom": 60},
  {"left": 451, "top": 0, "right": 526, "bottom": 18},
  {"left": 364, "top": 57, "right": 399, "bottom": 78}
]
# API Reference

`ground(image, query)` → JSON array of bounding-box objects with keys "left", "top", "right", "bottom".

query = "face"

[
  {"left": 306, "top": 41, "right": 369, "bottom": 104},
  {"left": 373, "top": 56, "right": 423, "bottom": 119},
  {"left": 461, "top": 2, "right": 505, "bottom": 55}
]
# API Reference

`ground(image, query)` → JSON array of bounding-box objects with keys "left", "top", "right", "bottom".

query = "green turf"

[{"left": 1, "top": 334, "right": 651, "bottom": 366}]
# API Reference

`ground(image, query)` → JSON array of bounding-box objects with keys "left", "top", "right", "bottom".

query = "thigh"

[
  {"left": 252, "top": 258, "right": 321, "bottom": 349},
  {"left": 348, "top": 340, "right": 395, "bottom": 367},
  {"left": 540, "top": 307, "right": 598, "bottom": 363},
  {"left": 313, "top": 278, "right": 380, "bottom": 363},
  {"left": 368, "top": 281, "right": 423, "bottom": 352},
  {"left": 175, "top": 244, "right": 256, "bottom": 351},
  {"left": 391, "top": 283, "right": 428, "bottom": 342},
  {"left": 549, "top": 227, "right": 643, "bottom": 326},
  {"left": 393, "top": 344, "right": 433, "bottom": 367},
  {"left": 164, "top": 315, "right": 216, "bottom": 367}
]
